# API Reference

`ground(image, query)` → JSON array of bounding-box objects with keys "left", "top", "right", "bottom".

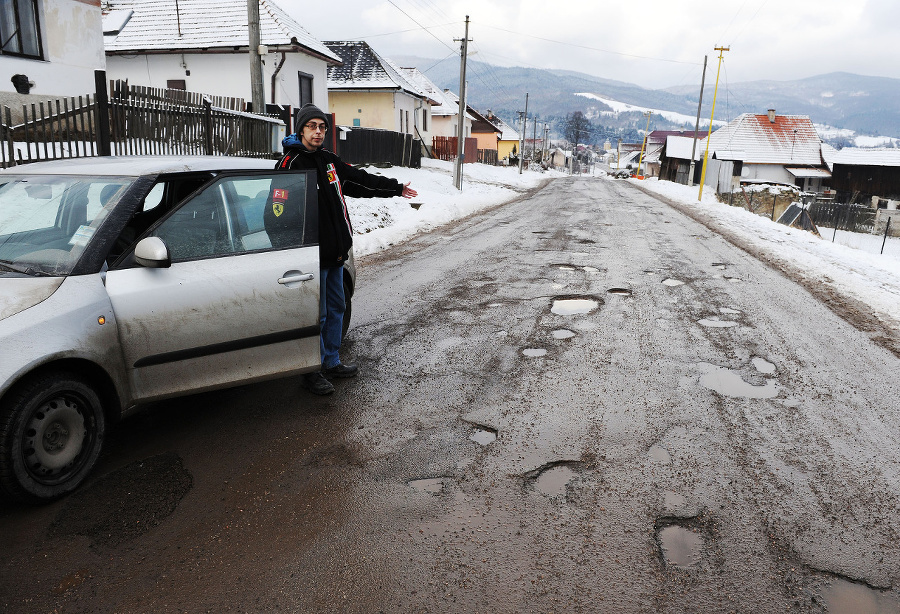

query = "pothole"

[
  {"left": 711, "top": 262, "right": 728, "bottom": 270},
  {"left": 551, "top": 295, "right": 602, "bottom": 315},
  {"left": 822, "top": 577, "right": 900, "bottom": 613},
  {"left": 662, "top": 278, "right": 685, "bottom": 287},
  {"left": 649, "top": 444, "right": 671, "bottom": 464},
  {"left": 752, "top": 357, "right": 776, "bottom": 374},
  {"left": 522, "top": 348, "right": 548, "bottom": 357},
  {"left": 607, "top": 287, "right": 633, "bottom": 296},
  {"left": 698, "top": 317, "right": 739, "bottom": 328},
  {"left": 656, "top": 523, "right": 704, "bottom": 568},
  {"left": 551, "top": 329, "right": 576, "bottom": 339},
  {"left": 697, "top": 363, "right": 778, "bottom": 399},
  {"left": 49, "top": 453, "right": 193, "bottom": 548},
  {"left": 408, "top": 478, "right": 446, "bottom": 494},
  {"left": 525, "top": 461, "right": 580, "bottom": 497},
  {"left": 470, "top": 427, "right": 497, "bottom": 446}
]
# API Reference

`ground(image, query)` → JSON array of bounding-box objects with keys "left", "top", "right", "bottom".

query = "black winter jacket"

[{"left": 275, "top": 145, "right": 404, "bottom": 267}]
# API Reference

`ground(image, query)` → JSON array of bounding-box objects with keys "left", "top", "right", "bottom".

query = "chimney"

[{"left": 767, "top": 109, "right": 776, "bottom": 123}]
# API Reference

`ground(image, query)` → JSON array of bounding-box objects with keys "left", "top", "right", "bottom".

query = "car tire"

[
  {"left": 0, "top": 371, "right": 105, "bottom": 504},
  {"left": 342, "top": 277, "right": 353, "bottom": 340}
]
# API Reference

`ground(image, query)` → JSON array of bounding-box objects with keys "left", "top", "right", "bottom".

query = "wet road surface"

[{"left": 2, "top": 176, "right": 899, "bottom": 613}]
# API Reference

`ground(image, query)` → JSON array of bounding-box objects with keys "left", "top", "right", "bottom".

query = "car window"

[
  {"left": 0, "top": 175, "right": 134, "bottom": 275},
  {"left": 151, "top": 172, "right": 313, "bottom": 262}
]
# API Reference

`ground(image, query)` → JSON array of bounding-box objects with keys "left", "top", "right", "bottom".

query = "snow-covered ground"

[{"left": 346, "top": 159, "right": 900, "bottom": 339}]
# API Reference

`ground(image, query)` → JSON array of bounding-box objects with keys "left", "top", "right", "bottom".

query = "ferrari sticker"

[
  {"left": 272, "top": 202, "right": 284, "bottom": 217},
  {"left": 272, "top": 188, "right": 289, "bottom": 200}
]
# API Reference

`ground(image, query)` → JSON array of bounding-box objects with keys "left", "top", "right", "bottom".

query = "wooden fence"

[
  {"left": 432, "top": 136, "right": 480, "bottom": 164},
  {"left": 336, "top": 126, "right": 421, "bottom": 168},
  {"left": 809, "top": 202, "right": 878, "bottom": 234},
  {"left": 0, "top": 71, "right": 282, "bottom": 168}
]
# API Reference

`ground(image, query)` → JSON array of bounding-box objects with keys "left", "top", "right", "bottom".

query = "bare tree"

[{"left": 565, "top": 111, "right": 592, "bottom": 146}]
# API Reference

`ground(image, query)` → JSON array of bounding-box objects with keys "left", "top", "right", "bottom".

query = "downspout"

[{"left": 270, "top": 51, "right": 286, "bottom": 104}]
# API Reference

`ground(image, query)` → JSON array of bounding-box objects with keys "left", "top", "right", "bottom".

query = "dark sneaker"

[
  {"left": 303, "top": 371, "right": 335, "bottom": 395},
  {"left": 323, "top": 363, "right": 358, "bottom": 378}
]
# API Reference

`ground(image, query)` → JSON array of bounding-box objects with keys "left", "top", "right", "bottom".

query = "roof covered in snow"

[
  {"left": 102, "top": 0, "right": 341, "bottom": 63},
  {"left": 325, "top": 41, "right": 437, "bottom": 103},
  {"left": 485, "top": 114, "right": 519, "bottom": 141},
  {"left": 830, "top": 147, "right": 900, "bottom": 167},
  {"left": 708, "top": 113, "right": 823, "bottom": 166}
]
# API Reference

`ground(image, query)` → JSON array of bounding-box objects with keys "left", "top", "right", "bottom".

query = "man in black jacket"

[{"left": 276, "top": 103, "right": 417, "bottom": 395}]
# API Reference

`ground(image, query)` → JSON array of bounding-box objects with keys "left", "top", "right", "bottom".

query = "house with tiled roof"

[
  {"left": 103, "top": 0, "right": 341, "bottom": 112},
  {"left": 1, "top": 0, "right": 105, "bottom": 100},
  {"left": 324, "top": 41, "right": 439, "bottom": 142},
  {"left": 701, "top": 110, "right": 830, "bottom": 194}
]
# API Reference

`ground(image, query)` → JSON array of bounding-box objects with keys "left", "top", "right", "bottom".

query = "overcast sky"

[{"left": 280, "top": 0, "right": 898, "bottom": 92}]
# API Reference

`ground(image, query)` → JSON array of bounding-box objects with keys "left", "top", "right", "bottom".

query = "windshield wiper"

[{"left": 0, "top": 259, "right": 51, "bottom": 276}]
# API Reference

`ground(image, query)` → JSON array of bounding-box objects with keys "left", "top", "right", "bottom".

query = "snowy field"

[{"left": 345, "top": 159, "right": 900, "bottom": 338}]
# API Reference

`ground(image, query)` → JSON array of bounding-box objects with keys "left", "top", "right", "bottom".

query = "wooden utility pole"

[
  {"left": 247, "top": 0, "right": 265, "bottom": 112},
  {"left": 519, "top": 93, "right": 528, "bottom": 174},
  {"left": 698, "top": 46, "right": 729, "bottom": 200},
  {"left": 688, "top": 55, "right": 708, "bottom": 187},
  {"left": 454, "top": 16, "right": 470, "bottom": 190}
]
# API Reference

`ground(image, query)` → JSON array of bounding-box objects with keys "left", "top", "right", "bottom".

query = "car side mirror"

[{"left": 134, "top": 236, "right": 171, "bottom": 268}]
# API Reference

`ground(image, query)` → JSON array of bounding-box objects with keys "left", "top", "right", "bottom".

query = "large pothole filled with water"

[{"left": 550, "top": 295, "right": 603, "bottom": 315}]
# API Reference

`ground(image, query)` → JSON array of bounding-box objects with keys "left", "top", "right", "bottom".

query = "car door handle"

[{"left": 278, "top": 273, "right": 314, "bottom": 284}]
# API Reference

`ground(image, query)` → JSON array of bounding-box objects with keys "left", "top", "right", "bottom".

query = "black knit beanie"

[{"left": 295, "top": 103, "right": 329, "bottom": 132}]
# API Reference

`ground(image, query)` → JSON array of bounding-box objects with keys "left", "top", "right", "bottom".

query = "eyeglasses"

[{"left": 304, "top": 122, "right": 328, "bottom": 132}]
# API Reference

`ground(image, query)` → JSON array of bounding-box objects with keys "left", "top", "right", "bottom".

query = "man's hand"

[{"left": 401, "top": 182, "right": 417, "bottom": 198}]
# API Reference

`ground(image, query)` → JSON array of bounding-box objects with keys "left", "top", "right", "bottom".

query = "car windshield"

[{"left": 0, "top": 174, "right": 135, "bottom": 276}]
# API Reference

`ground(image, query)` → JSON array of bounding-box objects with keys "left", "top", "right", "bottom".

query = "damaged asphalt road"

[{"left": 2, "top": 176, "right": 899, "bottom": 613}]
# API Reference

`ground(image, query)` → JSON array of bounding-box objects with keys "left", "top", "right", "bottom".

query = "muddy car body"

[{"left": 0, "top": 156, "right": 354, "bottom": 503}]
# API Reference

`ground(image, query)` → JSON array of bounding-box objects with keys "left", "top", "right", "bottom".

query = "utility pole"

[
  {"left": 532, "top": 115, "right": 538, "bottom": 164},
  {"left": 543, "top": 123, "right": 549, "bottom": 161},
  {"left": 698, "top": 46, "right": 729, "bottom": 200},
  {"left": 688, "top": 55, "right": 707, "bottom": 187},
  {"left": 636, "top": 111, "right": 652, "bottom": 178},
  {"left": 454, "top": 16, "right": 470, "bottom": 190},
  {"left": 247, "top": 0, "right": 265, "bottom": 113},
  {"left": 519, "top": 93, "right": 528, "bottom": 174}
]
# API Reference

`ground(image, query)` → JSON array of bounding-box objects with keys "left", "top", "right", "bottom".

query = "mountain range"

[{"left": 393, "top": 55, "right": 900, "bottom": 146}]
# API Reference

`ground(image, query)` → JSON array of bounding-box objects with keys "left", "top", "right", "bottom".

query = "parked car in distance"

[
  {"left": 0, "top": 156, "right": 354, "bottom": 503},
  {"left": 611, "top": 169, "right": 632, "bottom": 179}
]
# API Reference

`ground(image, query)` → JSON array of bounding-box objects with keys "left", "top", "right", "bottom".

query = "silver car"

[{"left": 0, "top": 156, "right": 354, "bottom": 503}]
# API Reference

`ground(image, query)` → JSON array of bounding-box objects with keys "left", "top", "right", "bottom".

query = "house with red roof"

[{"left": 700, "top": 110, "right": 830, "bottom": 194}]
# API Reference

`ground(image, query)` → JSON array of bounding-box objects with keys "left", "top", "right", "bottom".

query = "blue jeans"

[{"left": 319, "top": 266, "right": 345, "bottom": 369}]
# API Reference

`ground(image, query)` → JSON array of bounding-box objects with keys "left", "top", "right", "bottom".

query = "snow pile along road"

[{"left": 346, "top": 158, "right": 564, "bottom": 256}]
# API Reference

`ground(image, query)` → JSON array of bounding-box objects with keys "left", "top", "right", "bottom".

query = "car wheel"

[
  {"left": 342, "top": 278, "right": 353, "bottom": 340},
  {"left": 0, "top": 372, "right": 105, "bottom": 504}
]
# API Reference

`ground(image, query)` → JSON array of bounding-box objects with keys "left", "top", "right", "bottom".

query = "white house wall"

[
  {"left": 0, "top": 0, "right": 105, "bottom": 96},
  {"left": 430, "top": 114, "right": 472, "bottom": 139},
  {"left": 106, "top": 51, "right": 329, "bottom": 109},
  {"left": 740, "top": 163, "right": 794, "bottom": 186}
]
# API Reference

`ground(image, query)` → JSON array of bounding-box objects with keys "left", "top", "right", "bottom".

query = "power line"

[
  {"left": 480, "top": 25, "right": 702, "bottom": 66},
  {"left": 386, "top": 0, "right": 456, "bottom": 53}
]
